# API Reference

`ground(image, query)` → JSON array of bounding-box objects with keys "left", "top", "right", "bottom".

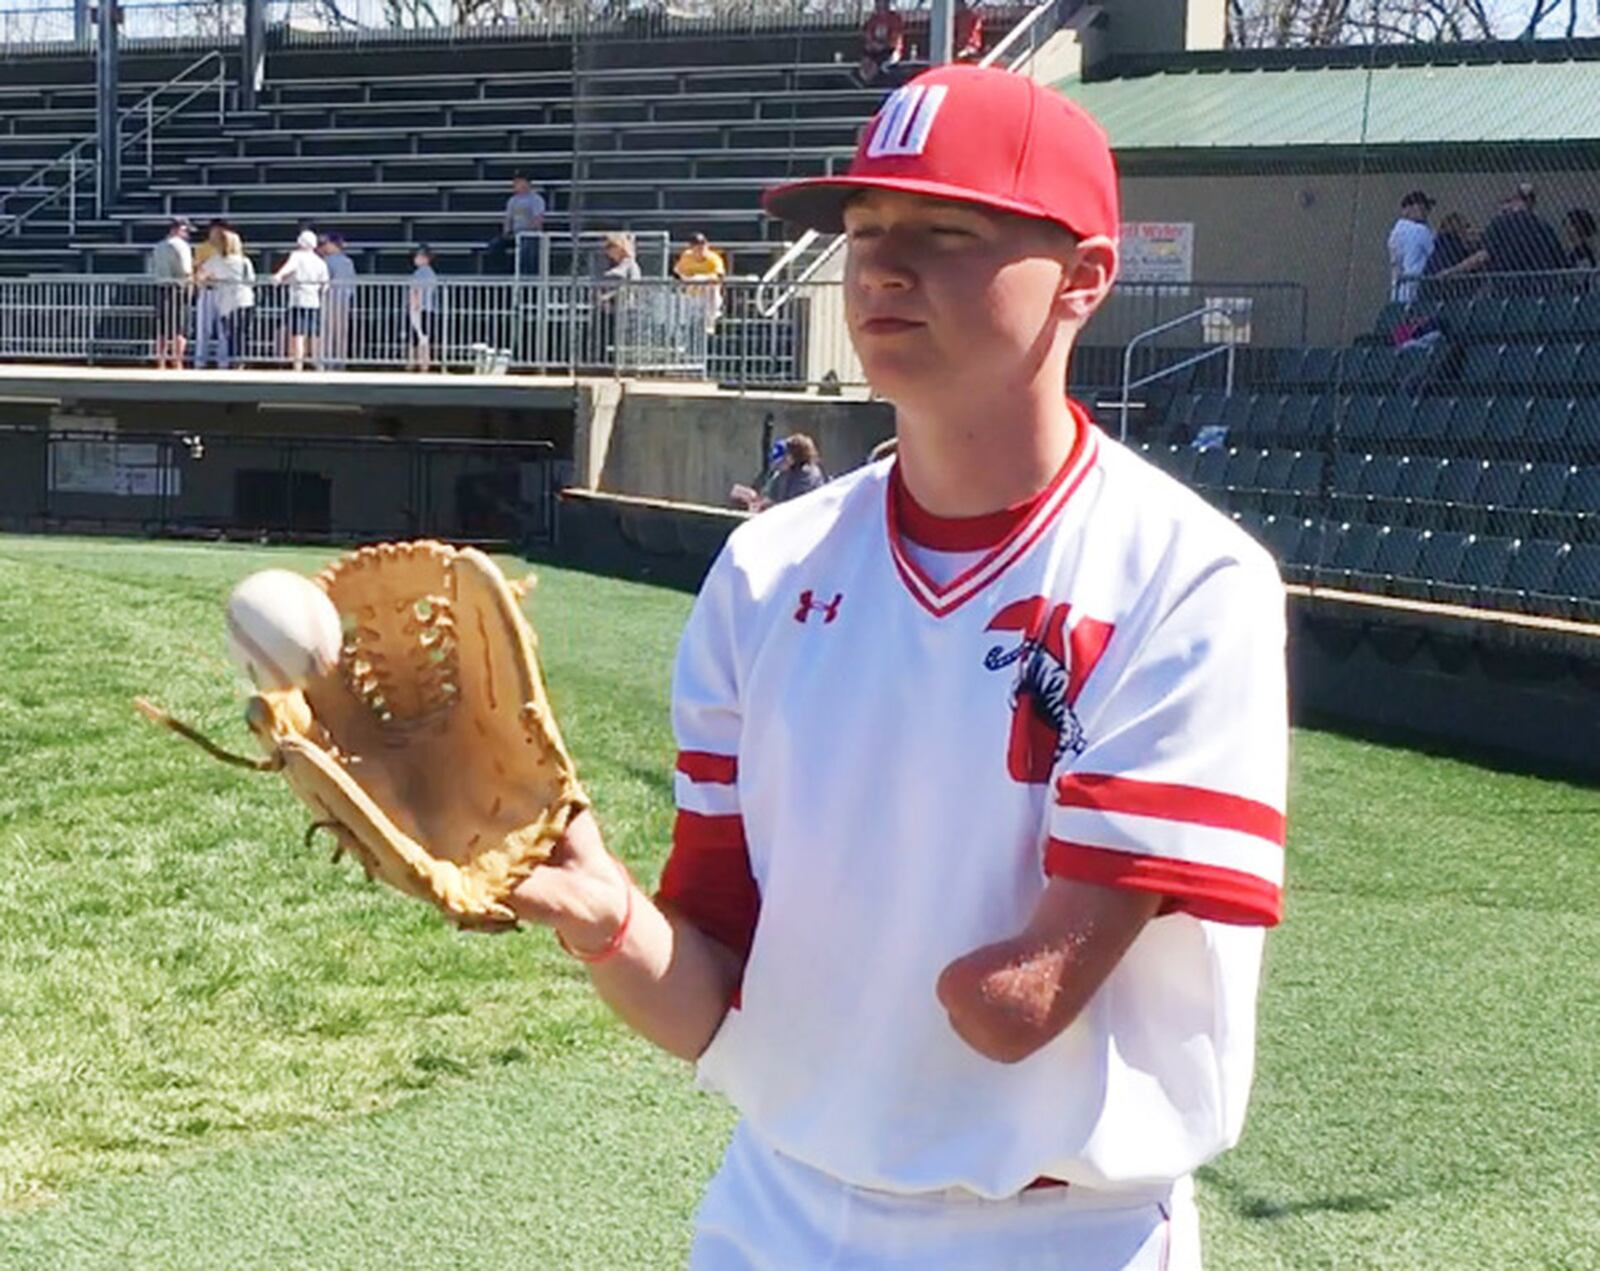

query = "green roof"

[{"left": 1055, "top": 59, "right": 1600, "bottom": 151}]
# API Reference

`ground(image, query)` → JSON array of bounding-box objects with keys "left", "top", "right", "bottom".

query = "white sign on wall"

[{"left": 1119, "top": 222, "right": 1195, "bottom": 285}]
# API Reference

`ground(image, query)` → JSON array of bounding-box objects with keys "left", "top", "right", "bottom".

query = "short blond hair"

[{"left": 222, "top": 230, "right": 244, "bottom": 258}]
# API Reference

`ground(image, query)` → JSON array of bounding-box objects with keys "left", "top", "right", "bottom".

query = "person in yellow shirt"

[{"left": 674, "top": 232, "right": 727, "bottom": 335}]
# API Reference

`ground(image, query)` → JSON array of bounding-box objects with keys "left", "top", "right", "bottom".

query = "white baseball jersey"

[{"left": 660, "top": 408, "right": 1288, "bottom": 1201}]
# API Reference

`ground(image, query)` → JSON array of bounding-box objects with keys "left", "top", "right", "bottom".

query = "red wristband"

[{"left": 556, "top": 858, "right": 634, "bottom": 965}]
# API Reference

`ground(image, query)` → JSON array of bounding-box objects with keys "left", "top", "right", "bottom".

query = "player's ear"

[{"left": 1056, "top": 235, "right": 1118, "bottom": 323}]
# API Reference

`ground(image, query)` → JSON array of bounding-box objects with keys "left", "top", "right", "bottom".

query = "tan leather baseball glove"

[{"left": 138, "top": 540, "right": 587, "bottom": 931}]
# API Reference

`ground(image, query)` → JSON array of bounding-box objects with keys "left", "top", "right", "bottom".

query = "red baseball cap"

[{"left": 763, "top": 64, "right": 1119, "bottom": 243}]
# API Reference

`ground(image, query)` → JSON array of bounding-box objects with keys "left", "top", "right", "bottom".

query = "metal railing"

[
  {"left": 0, "top": 49, "right": 227, "bottom": 237},
  {"left": 0, "top": 274, "right": 868, "bottom": 388},
  {"left": 758, "top": 0, "right": 1069, "bottom": 311},
  {"left": 1117, "top": 303, "right": 1250, "bottom": 441}
]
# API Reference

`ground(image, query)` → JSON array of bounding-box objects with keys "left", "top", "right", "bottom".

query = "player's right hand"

[{"left": 506, "top": 810, "right": 632, "bottom": 952}]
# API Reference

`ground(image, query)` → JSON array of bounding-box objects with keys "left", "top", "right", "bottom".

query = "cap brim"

[{"left": 763, "top": 175, "right": 1076, "bottom": 236}]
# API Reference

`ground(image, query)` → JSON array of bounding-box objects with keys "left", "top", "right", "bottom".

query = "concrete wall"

[
  {"left": 1099, "top": 0, "right": 1225, "bottom": 60},
  {"left": 1117, "top": 167, "right": 1600, "bottom": 346},
  {"left": 587, "top": 383, "right": 894, "bottom": 507}
]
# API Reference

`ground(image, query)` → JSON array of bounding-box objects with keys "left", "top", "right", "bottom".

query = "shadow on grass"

[{"left": 1198, "top": 1165, "right": 1397, "bottom": 1223}]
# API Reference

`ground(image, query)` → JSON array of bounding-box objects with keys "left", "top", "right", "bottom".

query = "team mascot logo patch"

[{"left": 983, "top": 598, "right": 1114, "bottom": 784}]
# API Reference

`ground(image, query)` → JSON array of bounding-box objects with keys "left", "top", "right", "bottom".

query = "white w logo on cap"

[{"left": 865, "top": 85, "right": 949, "bottom": 159}]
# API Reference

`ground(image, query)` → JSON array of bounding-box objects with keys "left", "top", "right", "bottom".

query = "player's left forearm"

[{"left": 935, "top": 881, "right": 1160, "bottom": 1064}]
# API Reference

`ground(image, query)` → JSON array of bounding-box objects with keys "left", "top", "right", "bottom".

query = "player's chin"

[{"left": 856, "top": 349, "right": 940, "bottom": 399}]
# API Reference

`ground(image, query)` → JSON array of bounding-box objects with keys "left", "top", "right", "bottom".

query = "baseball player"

[{"left": 509, "top": 64, "right": 1287, "bottom": 1269}]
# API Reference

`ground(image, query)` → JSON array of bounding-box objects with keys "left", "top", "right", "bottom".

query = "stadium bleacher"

[{"left": 1142, "top": 287, "right": 1600, "bottom": 622}]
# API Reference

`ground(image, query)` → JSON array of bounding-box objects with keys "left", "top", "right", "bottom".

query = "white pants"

[{"left": 690, "top": 1123, "right": 1201, "bottom": 1271}]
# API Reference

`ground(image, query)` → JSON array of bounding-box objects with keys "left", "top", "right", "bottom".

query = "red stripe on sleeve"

[
  {"left": 1057, "top": 773, "right": 1286, "bottom": 846},
  {"left": 676, "top": 751, "right": 738, "bottom": 784},
  {"left": 657, "top": 811, "right": 760, "bottom": 961},
  {"left": 1044, "top": 839, "right": 1282, "bottom": 927}
]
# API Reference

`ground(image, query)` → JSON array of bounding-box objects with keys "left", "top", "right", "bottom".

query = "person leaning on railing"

[
  {"left": 272, "top": 229, "right": 330, "bottom": 372},
  {"left": 197, "top": 229, "right": 256, "bottom": 370},
  {"left": 149, "top": 217, "right": 193, "bottom": 370},
  {"left": 674, "top": 232, "right": 727, "bottom": 336}
]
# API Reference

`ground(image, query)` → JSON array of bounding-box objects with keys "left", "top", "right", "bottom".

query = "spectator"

[
  {"left": 319, "top": 232, "right": 358, "bottom": 369},
  {"left": 1438, "top": 183, "right": 1567, "bottom": 283},
  {"left": 953, "top": 1, "right": 985, "bottom": 61},
  {"left": 149, "top": 217, "right": 193, "bottom": 370},
  {"left": 674, "top": 232, "right": 727, "bottom": 335},
  {"left": 858, "top": 0, "right": 905, "bottom": 85},
  {"left": 1386, "top": 190, "right": 1434, "bottom": 303},
  {"left": 272, "top": 229, "right": 329, "bottom": 372},
  {"left": 1424, "top": 211, "right": 1475, "bottom": 276},
  {"left": 731, "top": 434, "right": 826, "bottom": 511},
  {"left": 486, "top": 173, "right": 547, "bottom": 275},
  {"left": 197, "top": 229, "right": 256, "bottom": 370},
  {"left": 1563, "top": 208, "right": 1598, "bottom": 270},
  {"left": 191, "top": 219, "right": 232, "bottom": 368},
  {"left": 408, "top": 244, "right": 440, "bottom": 373}
]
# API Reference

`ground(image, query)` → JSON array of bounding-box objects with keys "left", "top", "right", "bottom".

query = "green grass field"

[{"left": 0, "top": 534, "right": 1595, "bottom": 1270}]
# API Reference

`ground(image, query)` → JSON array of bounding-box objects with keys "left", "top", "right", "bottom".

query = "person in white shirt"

[
  {"left": 486, "top": 173, "right": 547, "bottom": 275},
  {"left": 272, "top": 229, "right": 330, "bottom": 371},
  {"left": 318, "top": 232, "right": 358, "bottom": 370},
  {"left": 1387, "top": 190, "right": 1436, "bottom": 303},
  {"left": 503, "top": 65, "right": 1287, "bottom": 1271},
  {"left": 407, "top": 244, "right": 440, "bottom": 372},
  {"left": 149, "top": 218, "right": 193, "bottom": 370},
  {"left": 197, "top": 229, "right": 256, "bottom": 369}
]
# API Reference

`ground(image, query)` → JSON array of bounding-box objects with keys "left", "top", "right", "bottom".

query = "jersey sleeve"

[
  {"left": 656, "top": 549, "right": 760, "bottom": 960},
  {"left": 1046, "top": 557, "right": 1288, "bottom": 927}
]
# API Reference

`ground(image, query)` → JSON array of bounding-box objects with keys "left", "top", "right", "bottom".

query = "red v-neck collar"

[{"left": 885, "top": 403, "right": 1100, "bottom": 618}]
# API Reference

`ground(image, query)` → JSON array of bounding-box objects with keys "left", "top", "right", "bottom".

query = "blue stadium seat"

[
  {"left": 1561, "top": 467, "right": 1600, "bottom": 541},
  {"left": 1453, "top": 396, "right": 1501, "bottom": 447},
  {"left": 1374, "top": 395, "right": 1414, "bottom": 444},
  {"left": 1477, "top": 461, "right": 1525, "bottom": 513},
  {"left": 1504, "top": 538, "right": 1567, "bottom": 612},
  {"left": 1341, "top": 395, "right": 1383, "bottom": 443},
  {"left": 1572, "top": 398, "right": 1600, "bottom": 451},
  {"left": 1260, "top": 515, "right": 1305, "bottom": 564},
  {"left": 1551, "top": 543, "right": 1600, "bottom": 618},
  {"left": 1533, "top": 341, "right": 1580, "bottom": 387},
  {"left": 1535, "top": 294, "right": 1579, "bottom": 338},
  {"left": 1329, "top": 450, "right": 1367, "bottom": 492},
  {"left": 1447, "top": 534, "right": 1517, "bottom": 608},
  {"left": 1271, "top": 348, "right": 1307, "bottom": 386},
  {"left": 1224, "top": 447, "right": 1265, "bottom": 492},
  {"left": 1461, "top": 343, "right": 1505, "bottom": 388},
  {"left": 1500, "top": 342, "right": 1540, "bottom": 387},
  {"left": 1287, "top": 450, "right": 1325, "bottom": 493},
  {"left": 1393, "top": 343, "right": 1436, "bottom": 392},
  {"left": 1462, "top": 297, "right": 1509, "bottom": 339},
  {"left": 1573, "top": 292, "right": 1600, "bottom": 337},
  {"left": 1192, "top": 446, "right": 1230, "bottom": 489},
  {"left": 1411, "top": 396, "right": 1456, "bottom": 446},
  {"left": 1500, "top": 297, "right": 1544, "bottom": 339},
  {"left": 1394, "top": 456, "right": 1445, "bottom": 525},
  {"left": 1163, "top": 445, "right": 1202, "bottom": 484},
  {"left": 1437, "top": 299, "right": 1472, "bottom": 335},
  {"left": 1328, "top": 521, "right": 1385, "bottom": 584},
  {"left": 1291, "top": 518, "right": 1329, "bottom": 572},
  {"left": 1356, "top": 346, "right": 1398, "bottom": 388},
  {"left": 1372, "top": 525, "right": 1426, "bottom": 589},
  {"left": 1298, "top": 348, "right": 1337, "bottom": 386},
  {"left": 1243, "top": 393, "right": 1285, "bottom": 443},
  {"left": 1187, "top": 391, "right": 1229, "bottom": 430},
  {"left": 1525, "top": 398, "right": 1572, "bottom": 449},
  {"left": 1219, "top": 394, "right": 1252, "bottom": 434},
  {"left": 1416, "top": 530, "right": 1472, "bottom": 601},
  {"left": 1514, "top": 463, "right": 1573, "bottom": 540},
  {"left": 1434, "top": 458, "right": 1486, "bottom": 508},
  {"left": 1335, "top": 346, "right": 1370, "bottom": 387},
  {"left": 1572, "top": 343, "right": 1600, "bottom": 388}
]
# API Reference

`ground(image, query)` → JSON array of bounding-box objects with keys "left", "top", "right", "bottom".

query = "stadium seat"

[
  {"left": 1446, "top": 534, "right": 1517, "bottom": 609},
  {"left": 1260, "top": 515, "right": 1305, "bottom": 564},
  {"left": 1326, "top": 521, "right": 1385, "bottom": 587},
  {"left": 1393, "top": 456, "right": 1445, "bottom": 525},
  {"left": 1224, "top": 447, "right": 1265, "bottom": 494},
  {"left": 1297, "top": 348, "right": 1338, "bottom": 386},
  {"left": 1243, "top": 393, "right": 1285, "bottom": 443},
  {"left": 1504, "top": 538, "right": 1567, "bottom": 612},
  {"left": 1410, "top": 396, "right": 1456, "bottom": 446},
  {"left": 1372, "top": 525, "right": 1426, "bottom": 590},
  {"left": 1500, "top": 297, "right": 1545, "bottom": 339},
  {"left": 1415, "top": 530, "right": 1472, "bottom": 602},
  {"left": 1461, "top": 343, "right": 1505, "bottom": 388},
  {"left": 1532, "top": 341, "right": 1579, "bottom": 387},
  {"left": 1329, "top": 450, "right": 1367, "bottom": 493},
  {"left": 1551, "top": 542, "right": 1600, "bottom": 619},
  {"left": 1231, "top": 508, "right": 1269, "bottom": 543},
  {"left": 1572, "top": 343, "right": 1600, "bottom": 388},
  {"left": 1192, "top": 446, "right": 1230, "bottom": 490},
  {"left": 1462, "top": 297, "right": 1509, "bottom": 339},
  {"left": 1393, "top": 344, "right": 1436, "bottom": 393},
  {"left": 1160, "top": 444, "right": 1202, "bottom": 485},
  {"left": 1335, "top": 347, "right": 1370, "bottom": 387},
  {"left": 1356, "top": 346, "right": 1398, "bottom": 388},
  {"left": 1433, "top": 457, "right": 1485, "bottom": 510},
  {"left": 1571, "top": 398, "right": 1600, "bottom": 452},
  {"left": 1272, "top": 348, "right": 1308, "bottom": 386},
  {"left": 1186, "top": 391, "right": 1229, "bottom": 430},
  {"left": 1524, "top": 398, "right": 1572, "bottom": 450},
  {"left": 1535, "top": 294, "right": 1579, "bottom": 338},
  {"left": 1500, "top": 342, "right": 1541, "bottom": 387},
  {"left": 1276, "top": 395, "right": 1318, "bottom": 447},
  {"left": 1373, "top": 395, "right": 1415, "bottom": 445},
  {"left": 1476, "top": 461, "right": 1526, "bottom": 514},
  {"left": 1341, "top": 395, "right": 1383, "bottom": 443},
  {"left": 1561, "top": 467, "right": 1600, "bottom": 541},
  {"left": 1358, "top": 453, "right": 1405, "bottom": 499},
  {"left": 1453, "top": 396, "right": 1502, "bottom": 448},
  {"left": 1219, "top": 394, "right": 1252, "bottom": 435},
  {"left": 1515, "top": 463, "right": 1574, "bottom": 541},
  {"left": 1573, "top": 292, "right": 1600, "bottom": 337}
]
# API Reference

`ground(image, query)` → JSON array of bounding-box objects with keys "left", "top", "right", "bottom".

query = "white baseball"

[{"left": 225, "top": 568, "right": 343, "bottom": 691}]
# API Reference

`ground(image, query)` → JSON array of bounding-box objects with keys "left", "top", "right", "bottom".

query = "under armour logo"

[
  {"left": 794, "top": 590, "right": 843, "bottom": 624},
  {"left": 865, "top": 84, "right": 948, "bottom": 159}
]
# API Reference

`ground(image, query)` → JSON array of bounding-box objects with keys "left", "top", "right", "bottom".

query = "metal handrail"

[
  {"left": 1117, "top": 303, "right": 1241, "bottom": 442},
  {"left": 0, "top": 50, "right": 227, "bottom": 240},
  {"left": 756, "top": 0, "right": 1071, "bottom": 314}
]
